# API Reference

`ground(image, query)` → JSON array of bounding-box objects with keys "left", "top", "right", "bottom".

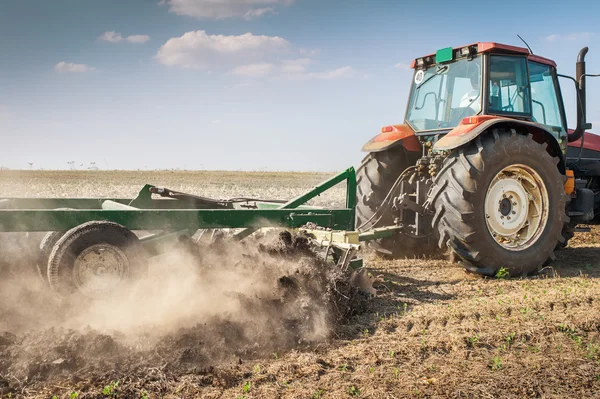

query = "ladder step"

[{"left": 567, "top": 227, "right": 591, "bottom": 233}]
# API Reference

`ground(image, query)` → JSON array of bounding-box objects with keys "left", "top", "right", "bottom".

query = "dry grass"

[
  {"left": 0, "top": 170, "right": 344, "bottom": 207},
  {"left": 1, "top": 170, "right": 600, "bottom": 398}
]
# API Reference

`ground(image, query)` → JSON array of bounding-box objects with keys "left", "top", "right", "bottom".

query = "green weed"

[
  {"left": 313, "top": 389, "right": 326, "bottom": 398},
  {"left": 490, "top": 356, "right": 502, "bottom": 370},
  {"left": 103, "top": 381, "right": 119, "bottom": 397},
  {"left": 496, "top": 268, "right": 510, "bottom": 279},
  {"left": 242, "top": 381, "right": 251, "bottom": 393}
]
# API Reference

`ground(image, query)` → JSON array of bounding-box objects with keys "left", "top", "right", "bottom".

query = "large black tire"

[
  {"left": 556, "top": 222, "right": 577, "bottom": 250},
  {"left": 430, "top": 129, "right": 569, "bottom": 276},
  {"left": 35, "top": 208, "right": 76, "bottom": 285},
  {"left": 356, "top": 145, "right": 436, "bottom": 257},
  {"left": 48, "top": 221, "right": 148, "bottom": 297},
  {"left": 37, "top": 231, "right": 65, "bottom": 284}
]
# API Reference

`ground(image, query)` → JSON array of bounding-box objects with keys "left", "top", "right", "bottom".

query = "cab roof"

[{"left": 410, "top": 42, "right": 557, "bottom": 69}]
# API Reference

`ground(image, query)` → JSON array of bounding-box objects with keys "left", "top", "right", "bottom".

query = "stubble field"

[{"left": 1, "top": 170, "right": 600, "bottom": 399}]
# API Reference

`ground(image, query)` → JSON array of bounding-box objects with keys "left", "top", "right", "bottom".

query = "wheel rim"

[
  {"left": 72, "top": 243, "right": 130, "bottom": 297},
  {"left": 484, "top": 164, "right": 549, "bottom": 251}
]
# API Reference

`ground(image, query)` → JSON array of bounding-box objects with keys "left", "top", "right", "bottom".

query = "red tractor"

[{"left": 357, "top": 42, "right": 600, "bottom": 276}]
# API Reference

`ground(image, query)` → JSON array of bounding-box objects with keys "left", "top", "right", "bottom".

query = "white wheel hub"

[
  {"left": 484, "top": 164, "right": 549, "bottom": 250},
  {"left": 73, "top": 243, "right": 130, "bottom": 297}
]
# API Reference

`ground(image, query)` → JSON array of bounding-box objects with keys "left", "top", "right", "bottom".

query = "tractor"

[{"left": 356, "top": 42, "right": 600, "bottom": 276}]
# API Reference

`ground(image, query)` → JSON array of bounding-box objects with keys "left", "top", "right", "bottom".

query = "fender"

[
  {"left": 361, "top": 124, "right": 421, "bottom": 153},
  {"left": 434, "top": 116, "right": 566, "bottom": 171}
]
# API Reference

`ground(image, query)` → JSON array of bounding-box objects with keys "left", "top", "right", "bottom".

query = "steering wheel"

[{"left": 502, "top": 104, "right": 514, "bottom": 112}]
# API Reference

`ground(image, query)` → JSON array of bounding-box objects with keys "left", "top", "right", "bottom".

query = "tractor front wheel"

[{"left": 431, "top": 129, "right": 569, "bottom": 276}]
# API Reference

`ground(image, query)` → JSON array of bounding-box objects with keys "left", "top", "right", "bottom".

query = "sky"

[{"left": 1, "top": 0, "right": 600, "bottom": 171}]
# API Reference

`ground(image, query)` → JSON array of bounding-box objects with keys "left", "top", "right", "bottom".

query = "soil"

[
  {"left": 1, "top": 171, "right": 600, "bottom": 398},
  {"left": 0, "top": 231, "right": 365, "bottom": 399}
]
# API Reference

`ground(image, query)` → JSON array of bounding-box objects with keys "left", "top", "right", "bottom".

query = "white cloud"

[
  {"left": 99, "top": 31, "right": 150, "bottom": 44},
  {"left": 243, "top": 7, "right": 275, "bottom": 20},
  {"left": 99, "top": 31, "right": 123, "bottom": 43},
  {"left": 280, "top": 58, "right": 311, "bottom": 74},
  {"left": 161, "top": 0, "right": 293, "bottom": 19},
  {"left": 54, "top": 62, "right": 96, "bottom": 73},
  {"left": 155, "top": 30, "right": 290, "bottom": 69},
  {"left": 229, "top": 59, "right": 353, "bottom": 80},
  {"left": 546, "top": 32, "right": 591, "bottom": 42},
  {"left": 277, "top": 60, "right": 354, "bottom": 80},
  {"left": 306, "top": 66, "right": 355, "bottom": 80},
  {"left": 231, "top": 63, "right": 275, "bottom": 78},
  {"left": 157, "top": 31, "right": 354, "bottom": 81},
  {"left": 394, "top": 62, "right": 411, "bottom": 70},
  {"left": 126, "top": 34, "right": 150, "bottom": 44}
]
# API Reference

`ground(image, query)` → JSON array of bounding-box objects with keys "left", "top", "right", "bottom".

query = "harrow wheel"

[
  {"left": 48, "top": 221, "right": 148, "bottom": 298},
  {"left": 35, "top": 208, "right": 75, "bottom": 285},
  {"left": 37, "top": 231, "right": 65, "bottom": 284},
  {"left": 430, "top": 129, "right": 569, "bottom": 277}
]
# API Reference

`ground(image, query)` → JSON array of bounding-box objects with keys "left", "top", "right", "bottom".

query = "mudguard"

[
  {"left": 434, "top": 116, "right": 565, "bottom": 169},
  {"left": 362, "top": 124, "right": 421, "bottom": 153}
]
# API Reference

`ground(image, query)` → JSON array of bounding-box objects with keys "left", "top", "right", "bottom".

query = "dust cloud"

[{"left": 0, "top": 231, "right": 360, "bottom": 385}]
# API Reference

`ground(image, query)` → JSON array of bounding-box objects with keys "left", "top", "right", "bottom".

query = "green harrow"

[{"left": 0, "top": 168, "right": 401, "bottom": 298}]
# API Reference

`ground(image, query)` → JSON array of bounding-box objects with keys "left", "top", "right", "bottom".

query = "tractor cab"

[{"left": 406, "top": 43, "right": 568, "bottom": 144}]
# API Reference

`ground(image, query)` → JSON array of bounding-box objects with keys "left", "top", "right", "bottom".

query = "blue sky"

[{"left": 1, "top": 0, "right": 599, "bottom": 171}]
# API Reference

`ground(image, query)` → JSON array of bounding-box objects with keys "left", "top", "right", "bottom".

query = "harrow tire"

[
  {"left": 37, "top": 231, "right": 65, "bottom": 284},
  {"left": 430, "top": 129, "right": 569, "bottom": 277},
  {"left": 35, "top": 208, "right": 75, "bottom": 285},
  {"left": 48, "top": 221, "right": 148, "bottom": 298},
  {"left": 356, "top": 145, "right": 436, "bottom": 257}
]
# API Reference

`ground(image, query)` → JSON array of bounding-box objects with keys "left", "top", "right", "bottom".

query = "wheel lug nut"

[
  {"left": 507, "top": 216, "right": 511, "bottom": 220},
  {"left": 512, "top": 211, "right": 516, "bottom": 215},
  {"left": 512, "top": 202, "right": 517, "bottom": 206}
]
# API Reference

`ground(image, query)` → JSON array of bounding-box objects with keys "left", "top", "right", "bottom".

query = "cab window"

[
  {"left": 528, "top": 61, "right": 566, "bottom": 134},
  {"left": 489, "top": 56, "right": 531, "bottom": 115}
]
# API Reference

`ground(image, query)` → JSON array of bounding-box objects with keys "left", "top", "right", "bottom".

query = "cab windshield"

[{"left": 406, "top": 57, "right": 482, "bottom": 132}]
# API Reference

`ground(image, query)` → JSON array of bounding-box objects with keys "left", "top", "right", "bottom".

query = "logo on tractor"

[{"left": 414, "top": 70, "right": 424, "bottom": 84}]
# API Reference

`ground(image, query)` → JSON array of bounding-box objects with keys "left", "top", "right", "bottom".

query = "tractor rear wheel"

[
  {"left": 356, "top": 145, "right": 435, "bottom": 257},
  {"left": 48, "top": 221, "right": 148, "bottom": 298},
  {"left": 430, "top": 129, "right": 569, "bottom": 276}
]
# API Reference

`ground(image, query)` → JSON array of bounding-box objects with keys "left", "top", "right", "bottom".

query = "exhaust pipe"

[{"left": 568, "top": 47, "right": 589, "bottom": 142}]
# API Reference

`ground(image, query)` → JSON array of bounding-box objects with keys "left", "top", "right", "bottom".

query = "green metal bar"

[
  {"left": 0, "top": 197, "right": 222, "bottom": 210},
  {"left": 0, "top": 198, "right": 131, "bottom": 210},
  {"left": 358, "top": 226, "right": 405, "bottom": 242},
  {"left": 0, "top": 209, "right": 352, "bottom": 232},
  {"left": 239, "top": 202, "right": 323, "bottom": 210},
  {"left": 128, "top": 184, "right": 155, "bottom": 208},
  {"left": 140, "top": 230, "right": 191, "bottom": 257},
  {"left": 348, "top": 258, "right": 363, "bottom": 270},
  {"left": 281, "top": 167, "right": 355, "bottom": 210},
  {"left": 345, "top": 167, "right": 356, "bottom": 230},
  {"left": 234, "top": 167, "right": 356, "bottom": 240}
]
